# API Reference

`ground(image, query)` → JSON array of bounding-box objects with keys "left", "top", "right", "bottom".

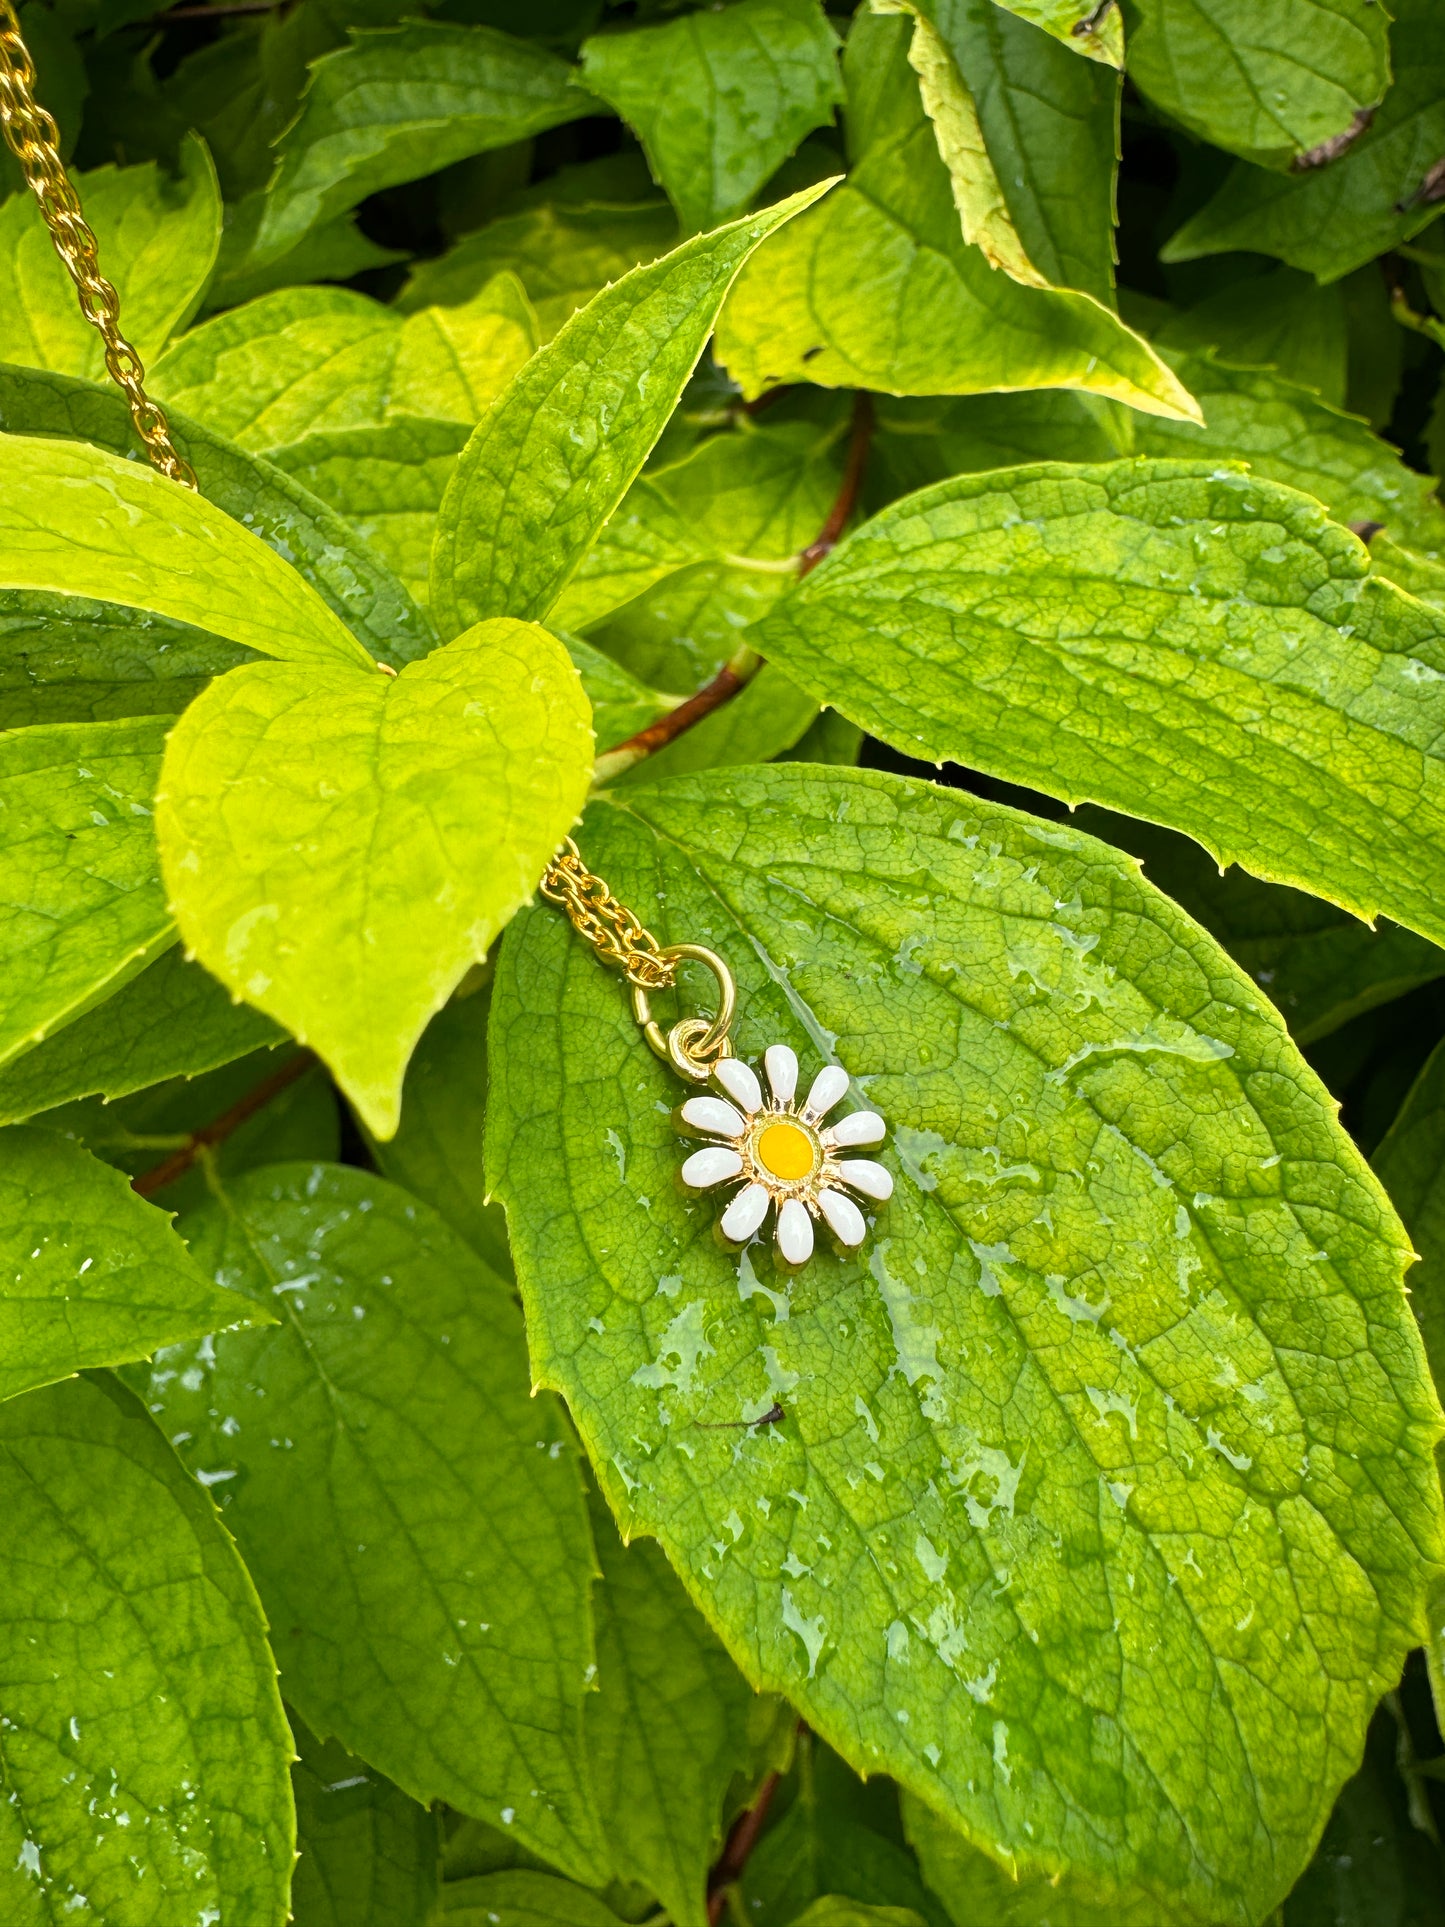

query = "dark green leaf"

[
  {"left": 443, "top": 1870, "right": 628, "bottom": 1926},
  {"left": 0, "top": 1373, "right": 293, "bottom": 1926},
  {"left": 290, "top": 1713, "right": 442, "bottom": 1927},
  {"left": 136, "top": 1162, "right": 608, "bottom": 1882}
]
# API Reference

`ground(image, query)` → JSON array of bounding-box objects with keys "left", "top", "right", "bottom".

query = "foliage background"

[{"left": 2, "top": 0, "right": 1445, "bottom": 1923}]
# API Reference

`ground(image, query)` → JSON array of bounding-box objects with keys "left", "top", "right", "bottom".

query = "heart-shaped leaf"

[
  {"left": 156, "top": 617, "right": 592, "bottom": 1137},
  {"left": 487, "top": 762, "right": 1444, "bottom": 1924}
]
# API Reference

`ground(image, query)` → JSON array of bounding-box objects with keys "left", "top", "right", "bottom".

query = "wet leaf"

[
  {"left": 488, "top": 761, "right": 1443, "bottom": 1924},
  {"left": 289, "top": 1714, "right": 442, "bottom": 1927},
  {"left": 135, "top": 1161, "right": 608, "bottom": 1882},
  {"left": 156, "top": 617, "right": 592, "bottom": 1138},
  {"left": 982, "top": 0, "right": 1123, "bottom": 66},
  {"left": 0, "top": 717, "right": 172, "bottom": 1069},
  {"left": 0, "top": 1373, "right": 292, "bottom": 1926},
  {"left": 0, "top": 1124, "right": 267, "bottom": 1401},
  {"left": 431, "top": 184, "right": 832, "bottom": 637},
  {"left": 755, "top": 457, "right": 1445, "bottom": 952}
]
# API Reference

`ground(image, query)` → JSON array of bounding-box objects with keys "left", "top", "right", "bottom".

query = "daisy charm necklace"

[{"left": 540, "top": 838, "right": 893, "bottom": 1269}]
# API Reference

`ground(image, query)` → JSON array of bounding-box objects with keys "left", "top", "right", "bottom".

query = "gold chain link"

[
  {"left": 540, "top": 839, "right": 678, "bottom": 990},
  {"left": 0, "top": 0, "right": 197, "bottom": 488}
]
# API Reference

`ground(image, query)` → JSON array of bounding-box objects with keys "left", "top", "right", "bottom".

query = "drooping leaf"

[
  {"left": 713, "top": 15, "right": 1194, "bottom": 417},
  {"left": 487, "top": 761, "right": 1444, "bottom": 1924},
  {"left": 580, "top": 0, "right": 843, "bottom": 232},
  {"left": 400, "top": 199, "right": 679, "bottom": 342},
  {"left": 365, "top": 981, "right": 514, "bottom": 1276},
  {"left": 0, "top": 361, "right": 437, "bottom": 667},
  {"left": 256, "top": 22, "right": 595, "bottom": 262},
  {"left": 755, "top": 457, "right": 1445, "bottom": 952},
  {"left": 0, "top": 1372, "right": 293, "bottom": 1926},
  {"left": 0, "top": 1124, "right": 267, "bottom": 1401},
  {"left": 136, "top": 1161, "right": 608, "bottom": 1883},
  {"left": 154, "top": 274, "right": 538, "bottom": 451},
  {"left": 586, "top": 1493, "right": 793, "bottom": 1927},
  {"left": 1074, "top": 807, "right": 1445, "bottom": 1045},
  {"left": 907, "top": 0, "right": 1121, "bottom": 302},
  {"left": 0, "top": 945, "right": 282, "bottom": 1127},
  {"left": 1121, "top": 0, "right": 1389, "bottom": 168},
  {"left": 982, "top": 0, "right": 1123, "bottom": 66},
  {"left": 443, "top": 1871, "right": 629, "bottom": 1926},
  {"left": 0, "top": 716, "right": 172, "bottom": 1069},
  {"left": 0, "top": 431, "right": 376, "bottom": 669},
  {"left": 156, "top": 616, "right": 592, "bottom": 1138},
  {"left": 1162, "top": 0, "right": 1445, "bottom": 282},
  {"left": 289, "top": 1713, "right": 442, "bottom": 1927},
  {"left": 0, "top": 135, "right": 222, "bottom": 379},
  {"left": 430, "top": 183, "right": 833, "bottom": 638},
  {"left": 0, "top": 588, "right": 253, "bottom": 728},
  {"left": 267, "top": 417, "right": 471, "bottom": 607}
]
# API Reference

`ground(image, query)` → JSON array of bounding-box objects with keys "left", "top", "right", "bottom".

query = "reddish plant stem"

[
  {"left": 707, "top": 1769, "right": 782, "bottom": 1924},
  {"left": 601, "top": 390, "right": 875, "bottom": 773},
  {"left": 131, "top": 1051, "right": 316, "bottom": 1199}
]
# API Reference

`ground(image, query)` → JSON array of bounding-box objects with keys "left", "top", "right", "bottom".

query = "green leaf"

[
  {"left": 430, "top": 183, "right": 833, "bottom": 637},
  {"left": 1074, "top": 807, "right": 1445, "bottom": 1045},
  {"left": 586, "top": 1494, "right": 792, "bottom": 1927},
  {"left": 0, "top": 431, "right": 377, "bottom": 670},
  {"left": 982, "top": 0, "right": 1123, "bottom": 66},
  {"left": 154, "top": 274, "right": 538, "bottom": 451},
  {"left": 1152, "top": 267, "right": 1349, "bottom": 405},
  {"left": 904, "top": 1791, "right": 1149, "bottom": 1924},
  {"left": 553, "top": 412, "right": 843, "bottom": 637},
  {"left": 0, "top": 136, "right": 221, "bottom": 379},
  {"left": 0, "top": 588, "right": 252, "bottom": 728},
  {"left": 136, "top": 1161, "right": 607, "bottom": 1882},
  {"left": 401, "top": 200, "right": 679, "bottom": 342},
  {"left": 567, "top": 634, "right": 677, "bottom": 754},
  {"left": 268, "top": 417, "right": 471, "bottom": 608},
  {"left": 1121, "top": 0, "right": 1389, "bottom": 167},
  {"left": 611, "top": 666, "right": 819, "bottom": 785},
  {"left": 444, "top": 1871, "right": 628, "bottom": 1926},
  {"left": 756, "top": 457, "right": 1445, "bottom": 953},
  {"left": 0, "top": 1124, "right": 267, "bottom": 1401},
  {"left": 0, "top": 945, "right": 283, "bottom": 1127},
  {"left": 0, "top": 1372, "right": 293, "bottom": 1926},
  {"left": 792, "top": 1904, "right": 927, "bottom": 1927},
  {"left": 0, "top": 361, "right": 437, "bottom": 668},
  {"left": 256, "top": 21, "right": 594, "bottom": 262},
  {"left": 1374, "top": 1039, "right": 1445, "bottom": 1455},
  {"left": 156, "top": 617, "right": 592, "bottom": 1139},
  {"left": 290, "top": 1713, "right": 442, "bottom": 1927},
  {"left": 713, "top": 16, "right": 1194, "bottom": 418},
  {"left": 741, "top": 1734, "right": 947, "bottom": 1927},
  {"left": 487, "top": 761, "right": 1443, "bottom": 1924},
  {"left": 0, "top": 716, "right": 172, "bottom": 1069},
  {"left": 869, "top": 389, "right": 1126, "bottom": 498},
  {"left": 1161, "top": 0, "right": 1445, "bottom": 281},
  {"left": 907, "top": 0, "right": 1121, "bottom": 303},
  {"left": 580, "top": 0, "right": 843, "bottom": 233},
  {"left": 209, "top": 200, "right": 404, "bottom": 312},
  {"left": 366, "top": 981, "right": 514, "bottom": 1275}
]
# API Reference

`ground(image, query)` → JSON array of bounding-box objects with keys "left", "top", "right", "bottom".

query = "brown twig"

[
  {"left": 596, "top": 390, "right": 876, "bottom": 780},
  {"left": 132, "top": 1051, "right": 316, "bottom": 1198},
  {"left": 799, "top": 390, "right": 874, "bottom": 577},
  {"left": 706, "top": 1769, "right": 781, "bottom": 1924}
]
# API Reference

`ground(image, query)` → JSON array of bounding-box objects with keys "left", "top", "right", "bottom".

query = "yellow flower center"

[{"left": 755, "top": 1120, "right": 816, "bottom": 1182}]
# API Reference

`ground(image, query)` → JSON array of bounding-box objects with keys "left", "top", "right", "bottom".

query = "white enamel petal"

[
  {"left": 775, "top": 1197, "right": 814, "bottom": 1266},
  {"left": 803, "top": 1063, "right": 849, "bottom": 1121},
  {"left": 713, "top": 1056, "right": 762, "bottom": 1114},
  {"left": 836, "top": 1158, "right": 893, "bottom": 1202},
  {"left": 825, "top": 1110, "right": 886, "bottom": 1149},
  {"left": 681, "top": 1145, "right": 744, "bottom": 1189},
  {"left": 764, "top": 1044, "right": 798, "bottom": 1104},
  {"left": 680, "top": 1095, "right": 746, "bottom": 1139},
  {"left": 720, "top": 1182, "right": 770, "bottom": 1242},
  {"left": 817, "top": 1187, "right": 867, "bottom": 1247}
]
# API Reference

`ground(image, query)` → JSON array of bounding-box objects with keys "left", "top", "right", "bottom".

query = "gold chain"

[
  {"left": 0, "top": 0, "right": 196, "bottom": 488},
  {"left": 540, "top": 839, "right": 677, "bottom": 990}
]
